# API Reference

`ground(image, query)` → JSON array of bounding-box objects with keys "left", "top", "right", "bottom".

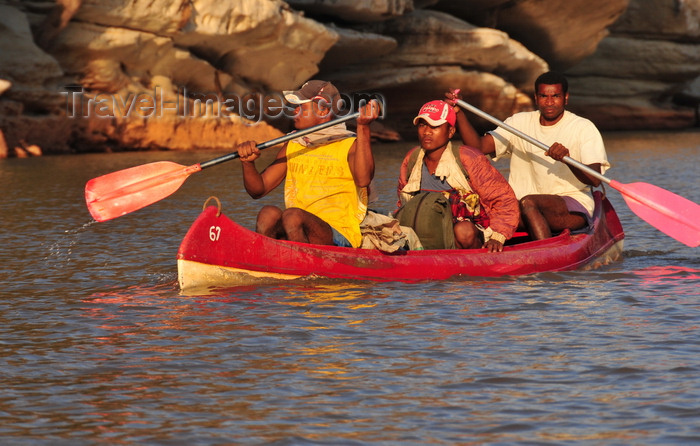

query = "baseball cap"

[
  {"left": 413, "top": 100, "right": 456, "bottom": 127},
  {"left": 283, "top": 80, "right": 341, "bottom": 111}
]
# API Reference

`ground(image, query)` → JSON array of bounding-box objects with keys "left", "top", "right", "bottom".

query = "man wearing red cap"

[
  {"left": 397, "top": 100, "right": 519, "bottom": 252},
  {"left": 235, "top": 80, "right": 379, "bottom": 248}
]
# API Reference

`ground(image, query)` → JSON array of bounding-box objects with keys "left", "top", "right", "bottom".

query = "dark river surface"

[{"left": 1, "top": 130, "right": 699, "bottom": 444}]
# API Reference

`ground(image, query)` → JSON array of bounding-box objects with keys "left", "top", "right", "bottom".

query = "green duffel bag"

[{"left": 394, "top": 191, "right": 455, "bottom": 250}]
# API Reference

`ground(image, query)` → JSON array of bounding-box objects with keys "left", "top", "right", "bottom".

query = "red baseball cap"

[{"left": 413, "top": 100, "right": 456, "bottom": 126}]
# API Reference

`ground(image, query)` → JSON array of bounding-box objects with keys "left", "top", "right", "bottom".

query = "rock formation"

[
  {"left": 322, "top": 10, "right": 548, "bottom": 134},
  {"left": 565, "top": 0, "right": 700, "bottom": 129},
  {"left": 0, "top": 79, "right": 10, "bottom": 158},
  {"left": 433, "top": 0, "right": 629, "bottom": 71},
  {"left": 0, "top": 0, "right": 697, "bottom": 157}
]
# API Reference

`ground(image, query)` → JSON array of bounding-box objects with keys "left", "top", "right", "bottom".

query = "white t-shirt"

[{"left": 489, "top": 110, "right": 609, "bottom": 215}]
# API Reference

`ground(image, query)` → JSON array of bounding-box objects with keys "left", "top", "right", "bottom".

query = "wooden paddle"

[
  {"left": 86, "top": 110, "right": 365, "bottom": 222},
  {"left": 456, "top": 99, "right": 700, "bottom": 247}
]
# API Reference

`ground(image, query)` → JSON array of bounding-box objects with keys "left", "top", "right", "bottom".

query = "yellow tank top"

[{"left": 284, "top": 137, "right": 368, "bottom": 247}]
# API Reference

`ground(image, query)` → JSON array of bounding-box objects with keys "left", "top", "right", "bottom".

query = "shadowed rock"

[{"left": 0, "top": 0, "right": 697, "bottom": 153}]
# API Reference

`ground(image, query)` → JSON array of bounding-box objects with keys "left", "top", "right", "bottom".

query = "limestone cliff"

[
  {"left": 0, "top": 0, "right": 697, "bottom": 158},
  {"left": 565, "top": 0, "right": 700, "bottom": 130}
]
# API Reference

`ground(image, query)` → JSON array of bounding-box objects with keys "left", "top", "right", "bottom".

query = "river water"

[{"left": 1, "top": 131, "right": 699, "bottom": 444}]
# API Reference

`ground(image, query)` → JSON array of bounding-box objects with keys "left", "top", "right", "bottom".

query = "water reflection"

[
  {"left": 629, "top": 265, "right": 699, "bottom": 282},
  {"left": 2, "top": 133, "right": 700, "bottom": 443}
]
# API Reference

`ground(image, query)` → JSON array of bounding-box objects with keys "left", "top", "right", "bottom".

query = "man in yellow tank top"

[{"left": 235, "top": 80, "right": 380, "bottom": 248}]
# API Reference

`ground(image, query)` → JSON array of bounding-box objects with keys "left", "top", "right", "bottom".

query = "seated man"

[
  {"left": 235, "top": 80, "right": 379, "bottom": 247},
  {"left": 397, "top": 100, "right": 519, "bottom": 252},
  {"left": 446, "top": 71, "right": 610, "bottom": 240}
]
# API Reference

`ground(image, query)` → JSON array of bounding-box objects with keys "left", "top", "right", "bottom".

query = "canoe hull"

[{"left": 177, "top": 192, "right": 624, "bottom": 290}]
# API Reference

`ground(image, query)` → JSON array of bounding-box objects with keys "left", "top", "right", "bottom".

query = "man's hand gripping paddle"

[
  {"left": 85, "top": 101, "right": 382, "bottom": 222},
  {"left": 455, "top": 99, "right": 700, "bottom": 247}
]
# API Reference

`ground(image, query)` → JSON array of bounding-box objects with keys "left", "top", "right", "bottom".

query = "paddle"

[
  {"left": 455, "top": 99, "right": 700, "bottom": 247},
  {"left": 86, "top": 110, "right": 366, "bottom": 222}
]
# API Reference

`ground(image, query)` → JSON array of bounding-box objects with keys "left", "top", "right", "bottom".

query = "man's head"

[
  {"left": 284, "top": 80, "right": 342, "bottom": 128},
  {"left": 534, "top": 71, "right": 568, "bottom": 94},
  {"left": 534, "top": 71, "right": 569, "bottom": 125},
  {"left": 283, "top": 80, "right": 341, "bottom": 129},
  {"left": 413, "top": 100, "right": 456, "bottom": 127},
  {"left": 413, "top": 100, "right": 456, "bottom": 150}
]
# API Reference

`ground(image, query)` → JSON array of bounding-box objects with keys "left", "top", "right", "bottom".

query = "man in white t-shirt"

[{"left": 446, "top": 71, "right": 609, "bottom": 240}]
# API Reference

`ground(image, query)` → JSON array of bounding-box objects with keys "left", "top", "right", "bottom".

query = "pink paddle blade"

[
  {"left": 610, "top": 180, "right": 700, "bottom": 247},
  {"left": 85, "top": 161, "right": 202, "bottom": 222}
]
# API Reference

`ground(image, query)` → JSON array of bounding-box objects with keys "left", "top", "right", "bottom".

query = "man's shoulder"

[
  {"left": 513, "top": 110, "right": 539, "bottom": 119},
  {"left": 405, "top": 145, "right": 421, "bottom": 159},
  {"left": 337, "top": 134, "right": 357, "bottom": 143},
  {"left": 456, "top": 144, "right": 492, "bottom": 178},
  {"left": 457, "top": 144, "right": 483, "bottom": 159},
  {"left": 513, "top": 110, "right": 539, "bottom": 117},
  {"left": 561, "top": 110, "right": 597, "bottom": 128},
  {"left": 505, "top": 110, "right": 539, "bottom": 127},
  {"left": 403, "top": 145, "right": 423, "bottom": 169},
  {"left": 318, "top": 134, "right": 356, "bottom": 148}
]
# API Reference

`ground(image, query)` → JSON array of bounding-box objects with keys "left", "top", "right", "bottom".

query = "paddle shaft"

[
  {"left": 455, "top": 99, "right": 700, "bottom": 247},
  {"left": 455, "top": 99, "right": 610, "bottom": 185},
  {"left": 199, "top": 111, "right": 361, "bottom": 169}
]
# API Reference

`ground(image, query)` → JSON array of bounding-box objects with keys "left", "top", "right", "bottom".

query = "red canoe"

[{"left": 177, "top": 191, "right": 624, "bottom": 290}]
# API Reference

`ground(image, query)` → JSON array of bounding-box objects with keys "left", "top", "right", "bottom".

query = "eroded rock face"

[
  {"left": 2, "top": 0, "right": 337, "bottom": 155},
  {"left": 434, "top": 0, "right": 630, "bottom": 71},
  {"left": 325, "top": 10, "right": 546, "bottom": 134},
  {"left": 286, "top": 0, "right": 425, "bottom": 23},
  {"left": 0, "top": 5, "right": 64, "bottom": 111},
  {"left": 54, "top": 0, "right": 338, "bottom": 95},
  {"left": 0, "top": 0, "right": 697, "bottom": 156},
  {"left": 0, "top": 4, "right": 75, "bottom": 156},
  {"left": 353, "top": 11, "right": 548, "bottom": 88},
  {"left": 612, "top": 0, "right": 700, "bottom": 40},
  {"left": 73, "top": 0, "right": 190, "bottom": 34},
  {"left": 333, "top": 66, "right": 532, "bottom": 135},
  {"left": 0, "top": 79, "right": 9, "bottom": 158},
  {"left": 173, "top": 0, "right": 338, "bottom": 91},
  {"left": 565, "top": 0, "right": 700, "bottom": 130},
  {"left": 320, "top": 25, "right": 398, "bottom": 73}
]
